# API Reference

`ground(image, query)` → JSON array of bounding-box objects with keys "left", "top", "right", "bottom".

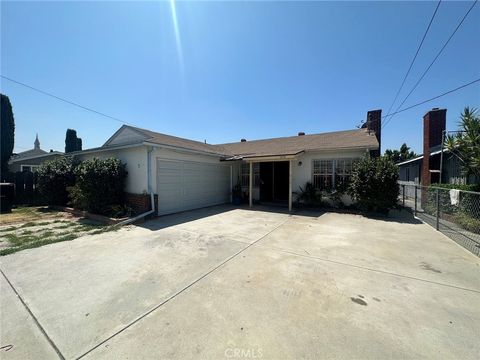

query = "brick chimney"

[
  {"left": 422, "top": 108, "right": 446, "bottom": 186},
  {"left": 362, "top": 109, "right": 382, "bottom": 157}
]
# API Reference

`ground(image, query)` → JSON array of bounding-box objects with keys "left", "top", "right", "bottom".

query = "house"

[
  {"left": 8, "top": 134, "right": 63, "bottom": 172},
  {"left": 397, "top": 108, "right": 475, "bottom": 186},
  {"left": 76, "top": 110, "right": 381, "bottom": 216}
]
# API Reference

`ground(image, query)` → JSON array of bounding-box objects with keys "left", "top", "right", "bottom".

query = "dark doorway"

[{"left": 259, "top": 161, "right": 289, "bottom": 203}]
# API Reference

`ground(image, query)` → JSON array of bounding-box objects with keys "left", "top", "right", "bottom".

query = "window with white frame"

[
  {"left": 20, "top": 165, "right": 39, "bottom": 172},
  {"left": 241, "top": 162, "right": 260, "bottom": 187},
  {"left": 335, "top": 159, "right": 355, "bottom": 190},
  {"left": 313, "top": 159, "right": 356, "bottom": 191},
  {"left": 313, "top": 160, "right": 333, "bottom": 190}
]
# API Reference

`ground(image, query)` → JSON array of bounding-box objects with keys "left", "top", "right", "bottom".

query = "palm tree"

[{"left": 444, "top": 107, "right": 480, "bottom": 178}]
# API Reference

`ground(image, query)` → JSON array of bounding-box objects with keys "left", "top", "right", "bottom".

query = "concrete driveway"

[{"left": 1, "top": 206, "right": 479, "bottom": 359}]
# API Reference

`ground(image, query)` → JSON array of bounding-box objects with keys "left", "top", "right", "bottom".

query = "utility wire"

[
  {"left": 383, "top": 0, "right": 478, "bottom": 129},
  {"left": 0, "top": 75, "right": 135, "bottom": 126},
  {"left": 383, "top": 0, "right": 442, "bottom": 121},
  {"left": 383, "top": 78, "right": 479, "bottom": 118}
]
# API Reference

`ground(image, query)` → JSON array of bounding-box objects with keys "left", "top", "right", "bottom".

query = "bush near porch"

[{"left": 348, "top": 155, "right": 399, "bottom": 213}]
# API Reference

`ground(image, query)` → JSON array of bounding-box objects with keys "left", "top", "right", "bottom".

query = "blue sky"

[{"left": 1, "top": 1, "right": 479, "bottom": 155}]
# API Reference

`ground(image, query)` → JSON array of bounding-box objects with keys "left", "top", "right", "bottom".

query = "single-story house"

[
  {"left": 397, "top": 108, "right": 477, "bottom": 186},
  {"left": 8, "top": 134, "right": 63, "bottom": 172},
  {"left": 75, "top": 110, "right": 381, "bottom": 216}
]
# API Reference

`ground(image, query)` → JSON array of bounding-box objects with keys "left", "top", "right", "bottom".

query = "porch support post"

[
  {"left": 288, "top": 160, "right": 292, "bottom": 212},
  {"left": 230, "top": 165, "right": 233, "bottom": 203},
  {"left": 249, "top": 162, "right": 253, "bottom": 208}
]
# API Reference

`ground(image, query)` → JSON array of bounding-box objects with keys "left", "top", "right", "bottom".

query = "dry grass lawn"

[{"left": 0, "top": 207, "right": 119, "bottom": 256}]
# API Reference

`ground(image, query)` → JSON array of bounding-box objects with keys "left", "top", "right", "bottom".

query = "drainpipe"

[{"left": 117, "top": 146, "right": 155, "bottom": 226}]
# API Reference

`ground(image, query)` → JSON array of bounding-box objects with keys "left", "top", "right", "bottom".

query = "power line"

[
  {"left": 383, "top": 0, "right": 442, "bottom": 121},
  {"left": 383, "top": 0, "right": 478, "bottom": 129},
  {"left": 0, "top": 75, "right": 135, "bottom": 126},
  {"left": 383, "top": 78, "right": 479, "bottom": 119}
]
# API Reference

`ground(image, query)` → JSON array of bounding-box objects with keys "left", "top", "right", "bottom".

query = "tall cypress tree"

[
  {"left": 1, "top": 94, "right": 15, "bottom": 174},
  {"left": 65, "top": 129, "right": 83, "bottom": 152},
  {"left": 65, "top": 129, "right": 78, "bottom": 153}
]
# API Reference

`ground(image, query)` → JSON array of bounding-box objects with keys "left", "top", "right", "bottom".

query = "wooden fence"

[{"left": 1, "top": 171, "right": 45, "bottom": 205}]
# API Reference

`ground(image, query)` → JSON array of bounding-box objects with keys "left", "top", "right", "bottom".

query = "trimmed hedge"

[
  {"left": 68, "top": 158, "right": 127, "bottom": 215},
  {"left": 37, "top": 157, "right": 79, "bottom": 205}
]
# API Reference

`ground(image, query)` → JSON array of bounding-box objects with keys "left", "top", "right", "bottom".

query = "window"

[
  {"left": 313, "top": 160, "right": 333, "bottom": 190},
  {"left": 241, "top": 162, "right": 260, "bottom": 187},
  {"left": 21, "top": 165, "right": 39, "bottom": 172},
  {"left": 335, "top": 159, "right": 354, "bottom": 190},
  {"left": 313, "top": 159, "right": 356, "bottom": 191},
  {"left": 405, "top": 167, "right": 410, "bottom": 182}
]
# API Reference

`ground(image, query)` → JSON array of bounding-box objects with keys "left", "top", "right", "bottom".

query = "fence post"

[
  {"left": 414, "top": 185, "right": 417, "bottom": 216},
  {"left": 402, "top": 184, "right": 405, "bottom": 207},
  {"left": 436, "top": 188, "right": 440, "bottom": 230}
]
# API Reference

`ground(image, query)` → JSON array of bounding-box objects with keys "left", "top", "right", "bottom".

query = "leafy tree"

[
  {"left": 37, "top": 156, "right": 79, "bottom": 205},
  {"left": 444, "top": 107, "right": 480, "bottom": 178},
  {"left": 1, "top": 94, "right": 15, "bottom": 174},
  {"left": 65, "top": 129, "right": 82, "bottom": 153},
  {"left": 348, "top": 155, "right": 399, "bottom": 213},
  {"left": 384, "top": 143, "right": 416, "bottom": 164}
]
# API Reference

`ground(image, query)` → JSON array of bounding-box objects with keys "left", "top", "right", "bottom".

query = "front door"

[{"left": 259, "top": 162, "right": 273, "bottom": 201}]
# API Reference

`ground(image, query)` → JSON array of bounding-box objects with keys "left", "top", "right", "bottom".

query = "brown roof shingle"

[
  {"left": 218, "top": 129, "right": 379, "bottom": 158},
  {"left": 124, "top": 126, "right": 379, "bottom": 158},
  {"left": 131, "top": 126, "right": 226, "bottom": 155}
]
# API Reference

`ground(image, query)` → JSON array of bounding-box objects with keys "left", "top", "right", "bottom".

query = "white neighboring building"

[{"left": 8, "top": 134, "right": 63, "bottom": 172}]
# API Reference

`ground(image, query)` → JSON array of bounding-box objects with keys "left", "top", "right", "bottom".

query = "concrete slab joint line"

[
  {"left": 0, "top": 269, "right": 65, "bottom": 360},
  {"left": 260, "top": 245, "right": 480, "bottom": 294},
  {"left": 75, "top": 216, "right": 291, "bottom": 359}
]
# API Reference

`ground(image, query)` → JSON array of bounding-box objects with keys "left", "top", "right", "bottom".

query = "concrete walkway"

[{"left": 1, "top": 206, "right": 479, "bottom": 359}]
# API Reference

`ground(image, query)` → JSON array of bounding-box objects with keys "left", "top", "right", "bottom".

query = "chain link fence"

[{"left": 399, "top": 182, "right": 480, "bottom": 257}]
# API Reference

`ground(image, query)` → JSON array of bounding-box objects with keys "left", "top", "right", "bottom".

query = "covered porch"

[{"left": 244, "top": 154, "right": 300, "bottom": 212}]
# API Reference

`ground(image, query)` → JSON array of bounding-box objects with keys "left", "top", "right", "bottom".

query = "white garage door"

[{"left": 156, "top": 159, "right": 231, "bottom": 215}]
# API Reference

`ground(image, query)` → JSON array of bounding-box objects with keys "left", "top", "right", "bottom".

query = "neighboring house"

[
  {"left": 397, "top": 108, "right": 476, "bottom": 186},
  {"left": 8, "top": 134, "right": 63, "bottom": 172},
  {"left": 76, "top": 110, "right": 381, "bottom": 216}
]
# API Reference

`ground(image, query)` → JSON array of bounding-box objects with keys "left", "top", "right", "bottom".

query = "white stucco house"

[{"left": 75, "top": 110, "right": 381, "bottom": 216}]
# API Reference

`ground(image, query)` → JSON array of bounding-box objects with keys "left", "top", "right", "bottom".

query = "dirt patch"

[
  {"left": 0, "top": 213, "right": 119, "bottom": 256},
  {"left": 0, "top": 206, "right": 72, "bottom": 225}
]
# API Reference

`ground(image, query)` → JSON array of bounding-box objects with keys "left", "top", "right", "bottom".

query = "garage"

[{"left": 156, "top": 159, "right": 231, "bottom": 215}]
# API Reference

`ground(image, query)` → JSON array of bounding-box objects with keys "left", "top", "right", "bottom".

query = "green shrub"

[
  {"left": 426, "top": 184, "right": 480, "bottom": 219},
  {"left": 37, "top": 157, "right": 79, "bottom": 205},
  {"left": 348, "top": 156, "right": 399, "bottom": 213},
  {"left": 454, "top": 212, "right": 480, "bottom": 234},
  {"left": 68, "top": 158, "right": 127, "bottom": 215},
  {"left": 294, "top": 182, "right": 323, "bottom": 207}
]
